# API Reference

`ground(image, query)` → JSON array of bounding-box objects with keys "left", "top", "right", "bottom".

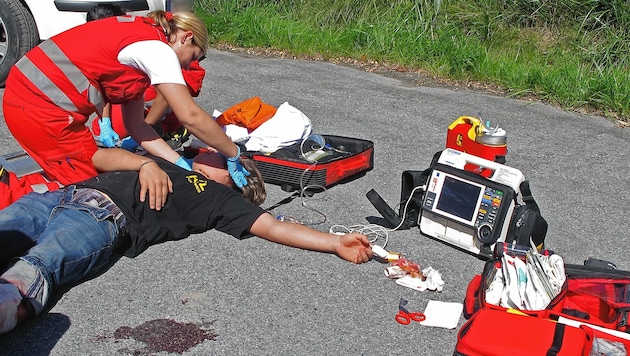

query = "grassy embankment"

[{"left": 195, "top": 0, "right": 629, "bottom": 125}]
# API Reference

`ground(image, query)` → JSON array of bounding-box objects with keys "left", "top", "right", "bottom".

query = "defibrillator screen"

[{"left": 435, "top": 175, "right": 482, "bottom": 222}]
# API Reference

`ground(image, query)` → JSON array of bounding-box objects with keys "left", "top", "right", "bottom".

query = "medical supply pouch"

[
  {"left": 243, "top": 135, "right": 374, "bottom": 192},
  {"left": 463, "top": 245, "right": 563, "bottom": 319},
  {"left": 454, "top": 307, "right": 630, "bottom": 356},
  {"left": 546, "top": 262, "right": 630, "bottom": 333},
  {"left": 464, "top": 251, "right": 630, "bottom": 335}
]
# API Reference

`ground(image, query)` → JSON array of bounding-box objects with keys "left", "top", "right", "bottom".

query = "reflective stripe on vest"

[
  {"left": 30, "top": 184, "right": 49, "bottom": 193},
  {"left": 16, "top": 41, "right": 105, "bottom": 117}
]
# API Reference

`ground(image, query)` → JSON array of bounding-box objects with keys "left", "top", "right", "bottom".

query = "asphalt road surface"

[{"left": 0, "top": 49, "right": 628, "bottom": 355}]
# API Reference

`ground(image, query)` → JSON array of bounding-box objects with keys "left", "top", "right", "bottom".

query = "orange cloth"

[{"left": 215, "top": 96, "right": 277, "bottom": 132}]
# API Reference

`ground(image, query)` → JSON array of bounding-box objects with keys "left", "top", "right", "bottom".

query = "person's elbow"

[{"left": 174, "top": 106, "right": 205, "bottom": 126}]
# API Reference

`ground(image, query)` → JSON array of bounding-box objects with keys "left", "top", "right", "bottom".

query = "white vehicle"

[{"left": 0, "top": 0, "right": 193, "bottom": 87}]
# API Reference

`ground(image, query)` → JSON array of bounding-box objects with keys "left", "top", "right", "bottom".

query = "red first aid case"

[
  {"left": 454, "top": 307, "right": 630, "bottom": 356},
  {"left": 458, "top": 249, "right": 630, "bottom": 355},
  {"left": 243, "top": 135, "right": 374, "bottom": 192}
]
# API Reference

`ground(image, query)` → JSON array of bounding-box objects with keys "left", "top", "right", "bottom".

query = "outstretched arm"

[{"left": 248, "top": 213, "right": 373, "bottom": 264}]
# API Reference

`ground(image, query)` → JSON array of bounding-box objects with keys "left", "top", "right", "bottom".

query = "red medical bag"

[
  {"left": 458, "top": 253, "right": 630, "bottom": 355},
  {"left": 243, "top": 135, "right": 374, "bottom": 192}
]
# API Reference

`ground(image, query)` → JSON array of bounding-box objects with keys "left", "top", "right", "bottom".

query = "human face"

[
  {"left": 192, "top": 151, "right": 232, "bottom": 187},
  {"left": 171, "top": 30, "right": 206, "bottom": 70}
]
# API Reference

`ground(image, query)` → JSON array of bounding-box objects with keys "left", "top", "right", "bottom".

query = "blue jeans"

[{"left": 0, "top": 186, "right": 120, "bottom": 314}]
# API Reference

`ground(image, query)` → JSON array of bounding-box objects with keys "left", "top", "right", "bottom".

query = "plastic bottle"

[{"left": 276, "top": 215, "right": 304, "bottom": 224}]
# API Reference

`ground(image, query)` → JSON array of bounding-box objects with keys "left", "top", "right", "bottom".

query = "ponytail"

[{"left": 147, "top": 10, "right": 208, "bottom": 52}]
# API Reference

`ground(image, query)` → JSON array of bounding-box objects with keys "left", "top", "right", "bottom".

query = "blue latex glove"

[
  {"left": 226, "top": 146, "right": 250, "bottom": 188},
  {"left": 98, "top": 117, "right": 120, "bottom": 148},
  {"left": 175, "top": 156, "right": 193, "bottom": 171},
  {"left": 119, "top": 136, "right": 139, "bottom": 152}
]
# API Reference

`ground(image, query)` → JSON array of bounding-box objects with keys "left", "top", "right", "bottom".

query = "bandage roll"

[{"left": 384, "top": 266, "right": 406, "bottom": 279}]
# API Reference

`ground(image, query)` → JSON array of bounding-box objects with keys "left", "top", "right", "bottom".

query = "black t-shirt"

[{"left": 76, "top": 156, "right": 265, "bottom": 257}]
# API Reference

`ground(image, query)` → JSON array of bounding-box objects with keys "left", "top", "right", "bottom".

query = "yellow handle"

[
  {"left": 506, "top": 308, "right": 529, "bottom": 316},
  {"left": 448, "top": 116, "right": 482, "bottom": 141}
]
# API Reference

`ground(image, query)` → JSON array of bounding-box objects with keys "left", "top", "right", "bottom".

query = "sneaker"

[
  {"left": 0, "top": 282, "right": 22, "bottom": 334},
  {"left": 163, "top": 127, "right": 191, "bottom": 151}
]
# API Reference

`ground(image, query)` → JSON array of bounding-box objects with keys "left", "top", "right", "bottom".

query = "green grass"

[{"left": 195, "top": 0, "right": 630, "bottom": 124}]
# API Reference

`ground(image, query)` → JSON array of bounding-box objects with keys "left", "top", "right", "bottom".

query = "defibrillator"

[{"left": 419, "top": 149, "right": 525, "bottom": 258}]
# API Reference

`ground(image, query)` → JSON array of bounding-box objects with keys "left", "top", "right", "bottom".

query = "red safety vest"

[{"left": 4, "top": 15, "right": 168, "bottom": 121}]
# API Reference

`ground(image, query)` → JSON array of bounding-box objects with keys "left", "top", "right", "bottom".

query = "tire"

[{"left": 0, "top": 0, "right": 40, "bottom": 88}]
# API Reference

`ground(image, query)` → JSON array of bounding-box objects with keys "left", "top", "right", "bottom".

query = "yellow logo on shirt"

[{"left": 186, "top": 174, "right": 208, "bottom": 193}]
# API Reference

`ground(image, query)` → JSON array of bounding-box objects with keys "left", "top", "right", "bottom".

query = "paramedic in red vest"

[
  {"left": 2, "top": 10, "right": 250, "bottom": 210},
  {"left": 92, "top": 59, "right": 206, "bottom": 151},
  {"left": 85, "top": 4, "right": 205, "bottom": 152}
]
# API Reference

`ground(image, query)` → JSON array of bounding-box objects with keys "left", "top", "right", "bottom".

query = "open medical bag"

[
  {"left": 456, "top": 251, "right": 630, "bottom": 355},
  {"left": 242, "top": 135, "right": 374, "bottom": 192}
]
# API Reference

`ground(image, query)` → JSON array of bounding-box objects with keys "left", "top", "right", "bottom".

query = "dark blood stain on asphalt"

[{"left": 112, "top": 318, "right": 217, "bottom": 354}]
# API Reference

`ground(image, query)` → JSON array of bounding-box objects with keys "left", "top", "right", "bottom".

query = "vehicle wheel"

[{"left": 0, "top": 0, "right": 40, "bottom": 88}]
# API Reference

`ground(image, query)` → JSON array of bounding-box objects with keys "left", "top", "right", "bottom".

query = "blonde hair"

[{"left": 147, "top": 10, "right": 208, "bottom": 52}]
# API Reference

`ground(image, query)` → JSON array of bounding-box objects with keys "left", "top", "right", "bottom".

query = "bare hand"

[
  {"left": 138, "top": 161, "right": 173, "bottom": 210},
  {"left": 335, "top": 233, "right": 373, "bottom": 264}
]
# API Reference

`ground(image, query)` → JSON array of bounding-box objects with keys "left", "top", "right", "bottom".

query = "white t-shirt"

[{"left": 117, "top": 40, "right": 186, "bottom": 86}]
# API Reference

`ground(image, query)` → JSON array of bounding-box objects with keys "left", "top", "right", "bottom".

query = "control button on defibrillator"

[{"left": 476, "top": 223, "right": 495, "bottom": 244}]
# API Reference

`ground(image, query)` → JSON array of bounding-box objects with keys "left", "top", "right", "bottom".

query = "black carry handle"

[
  {"left": 506, "top": 180, "right": 548, "bottom": 248},
  {"left": 366, "top": 189, "right": 409, "bottom": 229},
  {"left": 584, "top": 257, "right": 617, "bottom": 270}
]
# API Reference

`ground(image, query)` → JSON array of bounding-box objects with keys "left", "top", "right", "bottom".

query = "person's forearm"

[
  {"left": 92, "top": 148, "right": 156, "bottom": 172},
  {"left": 182, "top": 111, "right": 239, "bottom": 157},
  {"left": 123, "top": 99, "right": 181, "bottom": 163},
  {"left": 250, "top": 213, "right": 372, "bottom": 263},
  {"left": 102, "top": 103, "right": 112, "bottom": 118},
  {"left": 138, "top": 137, "right": 182, "bottom": 163},
  {"left": 249, "top": 213, "right": 337, "bottom": 253},
  {"left": 126, "top": 124, "right": 181, "bottom": 164}
]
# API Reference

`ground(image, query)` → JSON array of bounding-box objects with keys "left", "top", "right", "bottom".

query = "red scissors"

[{"left": 395, "top": 298, "right": 426, "bottom": 325}]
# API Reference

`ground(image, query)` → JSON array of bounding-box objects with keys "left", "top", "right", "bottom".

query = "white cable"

[
  {"left": 273, "top": 137, "right": 329, "bottom": 226},
  {"left": 329, "top": 223, "right": 390, "bottom": 249},
  {"left": 295, "top": 160, "right": 328, "bottom": 225}
]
